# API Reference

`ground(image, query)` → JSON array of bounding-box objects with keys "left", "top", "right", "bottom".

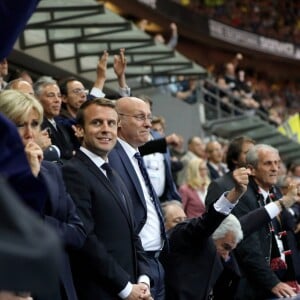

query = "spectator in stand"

[
  {"left": 151, "top": 116, "right": 166, "bottom": 136},
  {"left": 179, "top": 157, "right": 210, "bottom": 218},
  {"left": 57, "top": 48, "right": 131, "bottom": 147},
  {"left": 206, "top": 140, "right": 228, "bottom": 180},
  {"left": 6, "top": 78, "right": 61, "bottom": 162},
  {"left": 161, "top": 165, "right": 300, "bottom": 300},
  {"left": 154, "top": 22, "right": 178, "bottom": 50},
  {"left": 168, "top": 75, "right": 198, "bottom": 104},
  {"left": 85, "top": 48, "right": 131, "bottom": 100},
  {"left": 5, "top": 78, "right": 34, "bottom": 95},
  {"left": 222, "top": 53, "right": 260, "bottom": 115},
  {"left": 8, "top": 68, "right": 33, "bottom": 85},
  {"left": 226, "top": 144, "right": 297, "bottom": 298},
  {"left": 0, "top": 90, "right": 86, "bottom": 300},
  {"left": 62, "top": 98, "right": 152, "bottom": 300},
  {"left": 161, "top": 200, "right": 187, "bottom": 231},
  {"left": 34, "top": 76, "right": 76, "bottom": 162},
  {"left": 177, "top": 136, "right": 206, "bottom": 186},
  {"left": 205, "top": 135, "right": 256, "bottom": 209},
  {"left": 109, "top": 97, "right": 167, "bottom": 299}
]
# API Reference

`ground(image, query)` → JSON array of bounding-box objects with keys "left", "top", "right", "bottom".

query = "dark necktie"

[
  {"left": 101, "top": 163, "right": 128, "bottom": 212},
  {"left": 134, "top": 152, "right": 166, "bottom": 239}
]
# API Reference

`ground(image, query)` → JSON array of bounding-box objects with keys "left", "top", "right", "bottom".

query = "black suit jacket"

[
  {"left": 41, "top": 118, "right": 74, "bottom": 161},
  {"left": 205, "top": 172, "right": 236, "bottom": 209},
  {"left": 161, "top": 203, "right": 271, "bottom": 300},
  {"left": 40, "top": 161, "right": 86, "bottom": 300},
  {"left": 207, "top": 161, "right": 227, "bottom": 181},
  {"left": 206, "top": 174, "right": 280, "bottom": 299},
  {"left": 62, "top": 150, "right": 150, "bottom": 299}
]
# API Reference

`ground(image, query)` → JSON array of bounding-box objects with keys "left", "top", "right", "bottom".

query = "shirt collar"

[
  {"left": 118, "top": 137, "right": 139, "bottom": 159},
  {"left": 80, "top": 146, "right": 107, "bottom": 167}
]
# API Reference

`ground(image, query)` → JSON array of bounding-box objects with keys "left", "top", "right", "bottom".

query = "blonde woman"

[
  {"left": 0, "top": 90, "right": 86, "bottom": 300},
  {"left": 179, "top": 158, "right": 211, "bottom": 218}
]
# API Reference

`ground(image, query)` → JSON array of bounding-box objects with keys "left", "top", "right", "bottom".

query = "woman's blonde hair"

[
  {"left": 0, "top": 90, "right": 43, "bottom": 125},
  {"left": 186, "top": 158, "right": 210, "bottom": 190}
]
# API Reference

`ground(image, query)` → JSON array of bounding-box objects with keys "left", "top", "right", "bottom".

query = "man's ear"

[
  {"left": 117, "top": 118, "right": 122, "bottom": 128},
  {"left": 247, "top": 164, "right": 255, "bottom": 176},
  {"left": 61, "top": 95, "right": 68, "bottom": 104},
  {"left": 73, "top": 125, "right": 84, "bottom": 138}
]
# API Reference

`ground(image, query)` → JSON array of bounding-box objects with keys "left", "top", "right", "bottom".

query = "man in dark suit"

[
  {"left": 206, "top": 136, "right": 255, "bottom": 208},
  {"left": 62, "top": 98, "right": 151, "bottom": 300},
  {"left": 34, "top": 77, "right": 75, "bottom": 162},
  {"left": 207, "top": 143, "right": 297, "bottom": 299},
  {"left": 109, "top": 97, "right": 167, "bottom": 300},
  {"left": 205, "top": 140, "right": 228, "bottom": 180},
  {"left": 161, "top": 168, "right": 300, "bottom": 300}
]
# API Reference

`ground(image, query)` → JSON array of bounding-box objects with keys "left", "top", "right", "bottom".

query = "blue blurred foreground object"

[
  {"left": 0, "top": 112, "right": 47, "bottom": 213},
  {"left": 0, "top": 177, "right": 61, "bottom": 297},
  {"left": 0, "top": 0, "right": 40, "bottom": 60}
]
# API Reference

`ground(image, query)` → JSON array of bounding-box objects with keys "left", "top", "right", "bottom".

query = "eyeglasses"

[
  {"left": 71, "top": 88, "right": 88, "bottom": 95},
  {"left": 119, "top": 113, "right": 153, "bottom": 122}
]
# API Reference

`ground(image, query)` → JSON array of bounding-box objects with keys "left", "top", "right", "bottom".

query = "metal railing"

[{"left": 199, "top": 78, "right": 270, "bottom": 123}]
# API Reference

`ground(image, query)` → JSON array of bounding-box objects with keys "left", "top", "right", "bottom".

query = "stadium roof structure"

[{"left": 12, "top": 0, "right": 206, "bottom": 90}]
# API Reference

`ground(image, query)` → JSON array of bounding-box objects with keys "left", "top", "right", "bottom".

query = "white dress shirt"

[{"left": 118, "top": 138, "right": 162, "bottom": 251}]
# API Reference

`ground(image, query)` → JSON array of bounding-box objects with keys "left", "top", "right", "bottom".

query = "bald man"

[
  {"left": 5, "top": 78, "right": 34, "bottom": 95},
  {"left": 109, "top": 97, "right": 166, "bottom": 300}
]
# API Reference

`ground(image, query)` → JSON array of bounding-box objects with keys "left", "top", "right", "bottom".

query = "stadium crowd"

[{"left": 2, "top": 1, "right": 300, "bottom": 300}]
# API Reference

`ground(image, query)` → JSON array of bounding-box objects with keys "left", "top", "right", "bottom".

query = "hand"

[
  {"left": 114, "top": 48, "right": 126, "bottom": 78},
  {"left": 125, "top": 283, "right": 150, "bottom": 300},
  {"left": 35, "top": 129, "right": 51, "bottom": 150},
  {"left": 165, "top": 133, "right": 180, "bottom": 147},
  {"left": 227, "top": 167, "right": 250, "bottom": 202},
  {"left": 24, "top": 141, "right": 43, "bottom": 177},
  {"left": 0, "top": 291, "right": 32, "bottom": 300},
  {"left": 280, "top": 182, "right": 300, "bottom": 208},
  {"left": 114, "top": 48, "right": 127, "bottom": 88},
  {"left": 170, "top": 22, "right": 177, "bottom": 34},
  {"left": 94, "top": 50, "right": 109, "bottom": 89},
  {"left": 295, "top": 222, "right": 300, "bottom": 234},
  {"left": 271, "top": 282, "right": 296, "bottom": 298},
  {"left": 236, "top": 53, "right": 243, "bottom": 60}
]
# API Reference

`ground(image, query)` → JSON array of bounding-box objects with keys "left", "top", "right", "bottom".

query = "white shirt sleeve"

[
  {"left": 118, "top": 282, "right": 132, "bottom": 299},
  {"left": 119, "top": 86, "right": 131, "bottom": 97},
  {"left": 264, "top": 202, "right": 280, "bottom": 219},
  {"left": 213, "top": 192, "right": 238, "bottom": 215},
  {"left": 90, "top": 87, "right": 105, "bottom": 98}
]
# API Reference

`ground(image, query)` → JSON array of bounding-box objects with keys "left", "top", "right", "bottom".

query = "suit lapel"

[
  {"left": 115, "top": 142, "right": 147, "bottom": 208},
  {"left": 76, "top": 151, "right": 132, "bottom": 225}
]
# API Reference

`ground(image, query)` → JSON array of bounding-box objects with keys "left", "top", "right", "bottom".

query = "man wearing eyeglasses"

[
  {"left": 109, "top": 97, "right": 167, "bottom": 300},
  {"left": 59, "top": 77, "right": 88, "bottom": 121}
]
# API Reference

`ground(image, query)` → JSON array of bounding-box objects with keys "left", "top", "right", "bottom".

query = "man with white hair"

[{"left": 160, "top": 166, "right": 300, "bottom": 300}]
